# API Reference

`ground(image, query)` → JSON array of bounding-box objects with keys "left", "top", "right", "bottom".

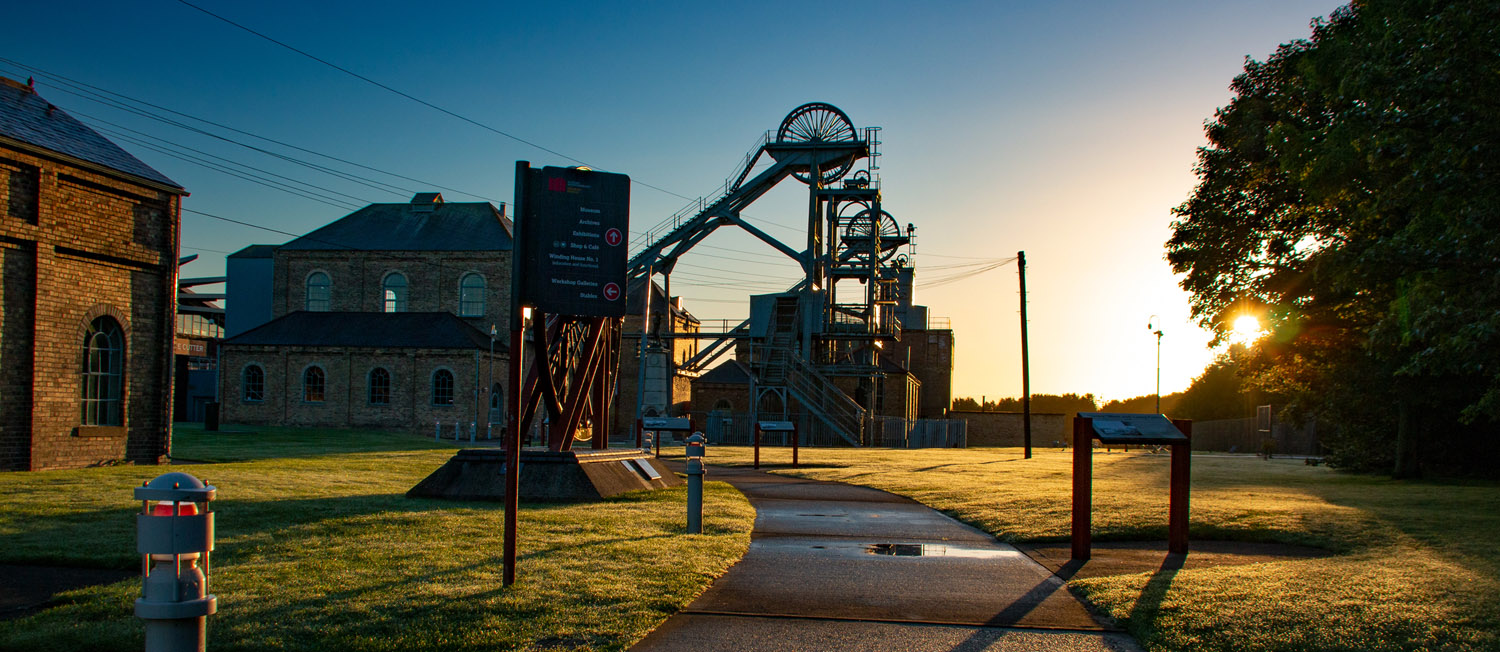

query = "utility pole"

[{"left": 1019, "top": 251, "right": 1031, "bottom": 459}]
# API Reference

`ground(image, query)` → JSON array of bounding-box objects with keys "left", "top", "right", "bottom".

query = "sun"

[{"left": 1230, "top": 315, "right": 1262, "bottom": 344}]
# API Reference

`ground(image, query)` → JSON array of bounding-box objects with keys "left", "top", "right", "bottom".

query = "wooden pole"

[
  {"left": 1169, "top": 419, "right": 1193, "bottom": 554},
  {"left": 1019, "top": 251, "right": 1032, "bottom": 459},
  {"left": 1071, "top": 416, "right": 1092, "bottom": 560}
]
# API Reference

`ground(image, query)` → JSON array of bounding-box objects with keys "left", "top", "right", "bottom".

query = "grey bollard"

[
  {"left": 685, "top": 432, "right": 706, "bottom": 534},
  {"left": 135, "top": 472, "right": 217, "bottom": 652},
  {"left": 435, "top": 420, "right": 441, "bottom": 441}
]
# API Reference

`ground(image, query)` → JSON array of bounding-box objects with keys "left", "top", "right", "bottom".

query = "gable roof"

[
  {"left": 279, "top": 198, "right": 512, "bottom": 252},
  {"left": 228, "top": 244, "right": 278, "bottom": 259},
  {"left": 224, "top": 312, "right": 506, "bottom": 351},
  {"left": 0, "top": 77, "right": 182, "bottom": 190},
  {"left": 696, "top": 359, "right": 752, "bottom": 385}
]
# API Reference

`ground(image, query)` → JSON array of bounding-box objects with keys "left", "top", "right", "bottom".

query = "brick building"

[
  {"left": 219, "top": 193, "right": 512, "bottom": 435},
  {"left": 0, "top": 77, "right": 186, "bottom": 470}
]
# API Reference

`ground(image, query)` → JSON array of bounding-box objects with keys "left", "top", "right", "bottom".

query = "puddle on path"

[{"left": 863, "top": 543, "right": 1016, "bottom": 559}]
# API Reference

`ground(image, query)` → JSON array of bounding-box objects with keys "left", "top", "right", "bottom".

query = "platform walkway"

[{"left": 630, "top": 464, "right": 1142, "bottom": 652}]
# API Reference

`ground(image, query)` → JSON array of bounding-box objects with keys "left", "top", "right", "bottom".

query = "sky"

[{"left": 3, "top": 0, "right": 1345, "bottom": 402}]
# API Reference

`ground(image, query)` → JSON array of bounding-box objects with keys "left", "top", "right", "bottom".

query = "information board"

[
  {"left": 757, "top": 421, "right": 795, "bottom": 432},
  {"left": 1076, "top": 412, "right": 1189, "bottom": 444},
  {"left": 521, "top": 166, "right": 630, "bottom": 317},
  {"left": 641, "top": 417, "right": 692, "bottom": 431}
]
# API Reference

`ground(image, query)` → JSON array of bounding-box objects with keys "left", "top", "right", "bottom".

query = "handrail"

[{"left": 629, "top": 130, "right": 772, "bottom": 256}]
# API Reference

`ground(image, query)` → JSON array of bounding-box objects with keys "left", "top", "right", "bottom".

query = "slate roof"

[
  {"left": 227, "top": 244, "right": 278, "bottom": 259},
  {"left": 697, "top": 360, "right": 752, "bottom": 385},
  {"left": 279, "top": 198, "right": 512, "bottom": 252},
  {"left": 224, "top": 312, "right": 506, "bottom": 351},
  {"left": 0, "top": 77, "right": 181, "bottom": 190}
]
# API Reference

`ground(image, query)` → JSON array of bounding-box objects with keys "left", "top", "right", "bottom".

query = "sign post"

[
  {"left": 505, "top": 162, "right": 631, "bottom": 587},
  {"left": 1070, "top": 413, "right": 1192, "bottom": 560},
  {"left": 757, "top": 421, "right": 797, "bottom": 468}
]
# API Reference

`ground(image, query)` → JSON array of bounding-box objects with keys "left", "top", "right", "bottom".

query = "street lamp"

[
  {"left": 489, "top": 324, "right": 497, "bottom": 439},
  {"left": 1147, "top": 315, "right": 1164, "bottom": 414}
]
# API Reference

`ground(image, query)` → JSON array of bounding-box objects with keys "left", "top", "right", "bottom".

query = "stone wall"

[
  {"left": 220, "top": 345, "right": 505, "bottom": 436},
  {"left": 0, "top": 146, "right": 180, "bottom": 470},
  {"left": 950, "top": 410, "right": 1068, "bottom": 448},
  {"left": 272, "top": 250, "right": 512, "bottom": 329}
]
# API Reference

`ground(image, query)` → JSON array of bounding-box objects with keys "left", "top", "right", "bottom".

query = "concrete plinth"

[{"left": 406, "top": 448, "right": 682, "bottom": 501}]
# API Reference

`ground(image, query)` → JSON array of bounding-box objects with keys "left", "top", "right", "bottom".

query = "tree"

[{"left": 1167, "top": 0, "right": 1500, "bottom": 476}]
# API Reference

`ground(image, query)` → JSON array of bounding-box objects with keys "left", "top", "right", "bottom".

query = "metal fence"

[{"left": 685, "top": 411, "right": 966, "bottom": 448}]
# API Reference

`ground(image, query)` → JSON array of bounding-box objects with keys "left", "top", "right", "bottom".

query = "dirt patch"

[
  {"left": 1017, "top": 540, "right": 1334, "bottom": 580},
  {"left": 0, "top": 564, "right": 135, "bottom": 621}
]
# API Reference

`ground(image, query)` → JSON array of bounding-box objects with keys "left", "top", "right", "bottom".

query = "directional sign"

[{"left": 520, "top": 166, "right": 630, "bottom": 317}]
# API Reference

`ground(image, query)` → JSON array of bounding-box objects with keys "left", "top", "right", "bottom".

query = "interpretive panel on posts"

[
  {"left": 758, "top": 421, "right": 795, "bottom": 432},
  {"left": 521, "top": 166, "right": 630, "bottom": 317},
  {"left": 1076, "top": 412, "right": 1188, "bottom": 444},
  {"left": 642, "top": 417, "right": 692, "bottom": 431}
]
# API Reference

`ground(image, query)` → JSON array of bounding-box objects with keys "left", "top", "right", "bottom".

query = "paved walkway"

[{"left": 631, "top": 465, "right": 1142, "bottom": 652}]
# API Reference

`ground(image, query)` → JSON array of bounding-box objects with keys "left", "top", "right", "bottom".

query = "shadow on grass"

[
  {"left": 0, "top": 490, "right": 626, "bottom": 569},
  {"left": 1123, "top": 554, "right": 1183, "bottom": 630}
]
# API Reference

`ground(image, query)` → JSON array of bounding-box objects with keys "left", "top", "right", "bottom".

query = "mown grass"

[
  {"left": 669, "top": 445, "right": 1500, "bottom": 652},
  {"left": 0, "top": 427, "right": 754, "bottom": 652}
]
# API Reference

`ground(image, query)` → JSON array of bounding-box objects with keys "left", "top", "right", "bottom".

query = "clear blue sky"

[{"left": 3, "top": 0, "right": 1344, "bottom": 401}]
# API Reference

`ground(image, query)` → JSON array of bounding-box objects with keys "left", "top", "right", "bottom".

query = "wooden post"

[
  {"left": 754, "top": 423, "right": 762, "bottom": 470},
  {"left": 1071, "top": 417, "right": 1092, "bottom": 560},
  {"left": 635, "top": 418, "right": 643, "bottom": 449},
  {"left": 792, "top": 423, "right": 799, "bottom": 468},
  {"left": 1169, "top": 419, "right": 1193, "bottom": 554}
]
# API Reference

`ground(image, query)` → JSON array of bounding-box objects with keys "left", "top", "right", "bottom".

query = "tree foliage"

[
  {"left": 951, "top": 393, "right": 1098, "bottom": 418},
  {"left": 1167, "top": 0, "right": 1500, "bottom": 475}
]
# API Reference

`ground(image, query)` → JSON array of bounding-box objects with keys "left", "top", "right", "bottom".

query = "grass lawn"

[
  {"left": 668, "top": 445, "right": 1500, "bottom": 652},
  {"left": 0, "top": 426, "right": 754, "bottom": 652}
]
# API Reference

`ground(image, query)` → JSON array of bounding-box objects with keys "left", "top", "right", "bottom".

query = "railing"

[
  {"left": 629, "top": 130, "right": 772, "bottom": 256},
  {"left": 782, "top": 350, "right": 864, "bottom": 444},
  {"left": 926, "top": 316, "right": 952, "bottom": 330}
]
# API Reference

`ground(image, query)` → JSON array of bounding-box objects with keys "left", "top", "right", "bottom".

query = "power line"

[
  {"left": 171, "top": 0, "right": 698, "bottom": 204},
  {"left": 0, "top": 57, "right": 498, "bottom": 202}
]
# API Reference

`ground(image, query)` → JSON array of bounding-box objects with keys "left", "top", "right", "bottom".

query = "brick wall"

[
  {"left": 272, "top": 250, "right": 511, "bottom": 328},
  {"left": 220, "top": 345, "right": 505, "bottom": 436},
  {"left": 896, "top": 328, "right": 954, "bottom": 418},
  {"left": 951, "top": 410, "right": 1068, "bottom": 447},
  {"left": 0, "top": 145, "right": 179, "bottom": 470}
]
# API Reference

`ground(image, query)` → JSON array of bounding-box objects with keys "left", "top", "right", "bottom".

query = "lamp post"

[
  {"left": 1147, "top": 316, "right": 1164, "bottom": 414},
  {"left": 488, "top": 324, "right": 497, "bottom": 438}
]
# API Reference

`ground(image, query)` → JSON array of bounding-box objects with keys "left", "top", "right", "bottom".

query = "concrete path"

[{"left": 631, "top": 465, "right": 1142, "bottom": 652}]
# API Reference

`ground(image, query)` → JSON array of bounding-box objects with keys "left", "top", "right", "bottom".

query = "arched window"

[
  {"left": 490, "top": 382, "right": 504, "bottom": 417},
  {"left": 369, "top": 367, "right": 391, "bottom": 405},
  {"left": 243, "top": 365, "right": 265, "bottom": 402},
  {"left": 81, "top": 317, "right": 124, "bottom": 425},
  {"left": 306, "top": 272, "right": 331, "bottom": 312},
  {"left": 383, "top": 273, "right": 408, "bottom": 313},
  {"left": 712, "top": 398, "right": 733, "bottom": 412},
  {"left": 303, "top": 366, "right": 325, "bottom": 402},
  {"left": 432, "top": 369, "right": 454, "bottom": 405},
  {"left": 459, "top": 273, "right": 485, "bottom": 317}
]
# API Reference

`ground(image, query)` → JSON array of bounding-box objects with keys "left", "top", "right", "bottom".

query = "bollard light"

[
  {"left": 685, "top": 432, "right": 706, "bottom": 534},
  {"left": 135, "top": 472, "right": 216, "bottom": 652}
]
